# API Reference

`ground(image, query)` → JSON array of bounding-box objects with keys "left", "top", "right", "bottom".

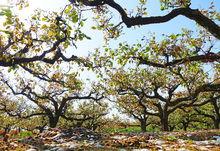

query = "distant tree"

[
  {"left": 0, "top": 113, "right": 19, "bottom": 135},
  {"left": 65, "top": 101, "right": 109, "bottom": 131},
  {"left": 115, "top": 94, "right": 151, "bottom": 132},
  {"left": 1, "top": 70, "right": 104, "bottom": 128},
  {"left": 168, "top": 107, "right": 211, "bottom": 131},
  {"left": 193, "top": 93, "right": 220, "bottom": 129},
  {"left": 21, "top": 116, "right": 48, "bottom": 132},
  {"left": 101, "top": 115, "right": 133, "bottom": 132},
  {"left": 103, "top": 62, "right": 219, "bottom": 131}
]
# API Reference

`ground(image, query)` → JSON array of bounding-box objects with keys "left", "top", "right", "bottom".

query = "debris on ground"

[{"left": 0, "top": 128, "right": 219, "bottom": 150}]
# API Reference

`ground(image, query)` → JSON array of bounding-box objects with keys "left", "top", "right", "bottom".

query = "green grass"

[
  {"left": 104, "top": 125, "right": 161, "bottom": 133},
  {"left": 163, "top": 135, "right": 178, "bottom": 141},
  {"left": 10, "top": 131, "right": 33, "bottom": 139},
  {"left": 0, "top": 131, "right": 33, "bottom": 139},
  {"left": 105, "top": 126, "right": 141, "bottom": 133}
]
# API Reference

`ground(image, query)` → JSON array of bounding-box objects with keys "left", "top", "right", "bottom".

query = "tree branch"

[
  {"left": 72, "top": 0, "right": 220, "bottom": 39},
  {"left": 136, "top": 52, "right": 220, "bottom": 68}
]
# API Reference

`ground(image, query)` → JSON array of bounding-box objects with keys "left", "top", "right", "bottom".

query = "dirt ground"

[{"left": 0, "top": 128, "right": 219, "bottom": 151}]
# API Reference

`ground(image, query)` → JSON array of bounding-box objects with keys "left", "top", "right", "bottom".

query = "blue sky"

[{"left": 113, "top": 0, "right": 220, "bottom": 44}]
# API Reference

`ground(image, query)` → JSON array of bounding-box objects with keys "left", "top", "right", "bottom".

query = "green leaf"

[
  {"left": 71, "top": 10, "right": 78, "bottom": 23},
  {"left": 0, "top": 8, "right": 12, "bottom": 17},
  {"left": 64, "top": 5, "right": 72, "bottom": 14},
  {"left": 41, "top": 17, "right": 48, "bottom": 21},
  {"left": 160, "top": 6, "right": 165, "bottom": 10}
]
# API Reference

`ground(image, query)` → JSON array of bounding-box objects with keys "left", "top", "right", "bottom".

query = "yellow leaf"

[{"left": 48, "top": 30, "right": 54, "bottom": 37}]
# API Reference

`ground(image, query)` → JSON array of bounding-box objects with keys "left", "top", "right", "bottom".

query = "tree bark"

[
  {"left": 161, "top": 114, "right": 169, "bottom": 131},
  {"left": 169, "top": 125, "right": 175, "bottom": 131},
  {"left": 212, "top": 100, "right": 220, "bottom": 129},
  {"left": 49, "top": 116, "right": 59, "bottom": 128},
  {"left": 182, "top": 122, "right": 188, "bottom": 131},
  {"left": 140, "top": 120, "right": 147, "bottom": 132},
  {"left": 214, "top": 119, "right": 220, "bottom": 129}
]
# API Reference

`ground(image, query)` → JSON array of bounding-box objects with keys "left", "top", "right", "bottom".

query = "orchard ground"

[{"left": 0, "top": 127, "right": 220, "bottom": 151}]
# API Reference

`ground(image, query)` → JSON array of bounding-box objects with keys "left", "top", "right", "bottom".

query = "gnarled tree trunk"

[
  {"left": 160, "top": 113, "right": 169, "bottom": 131},
  {"left": 140, "top": 120, "right": 147, "bottom": 132}
]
